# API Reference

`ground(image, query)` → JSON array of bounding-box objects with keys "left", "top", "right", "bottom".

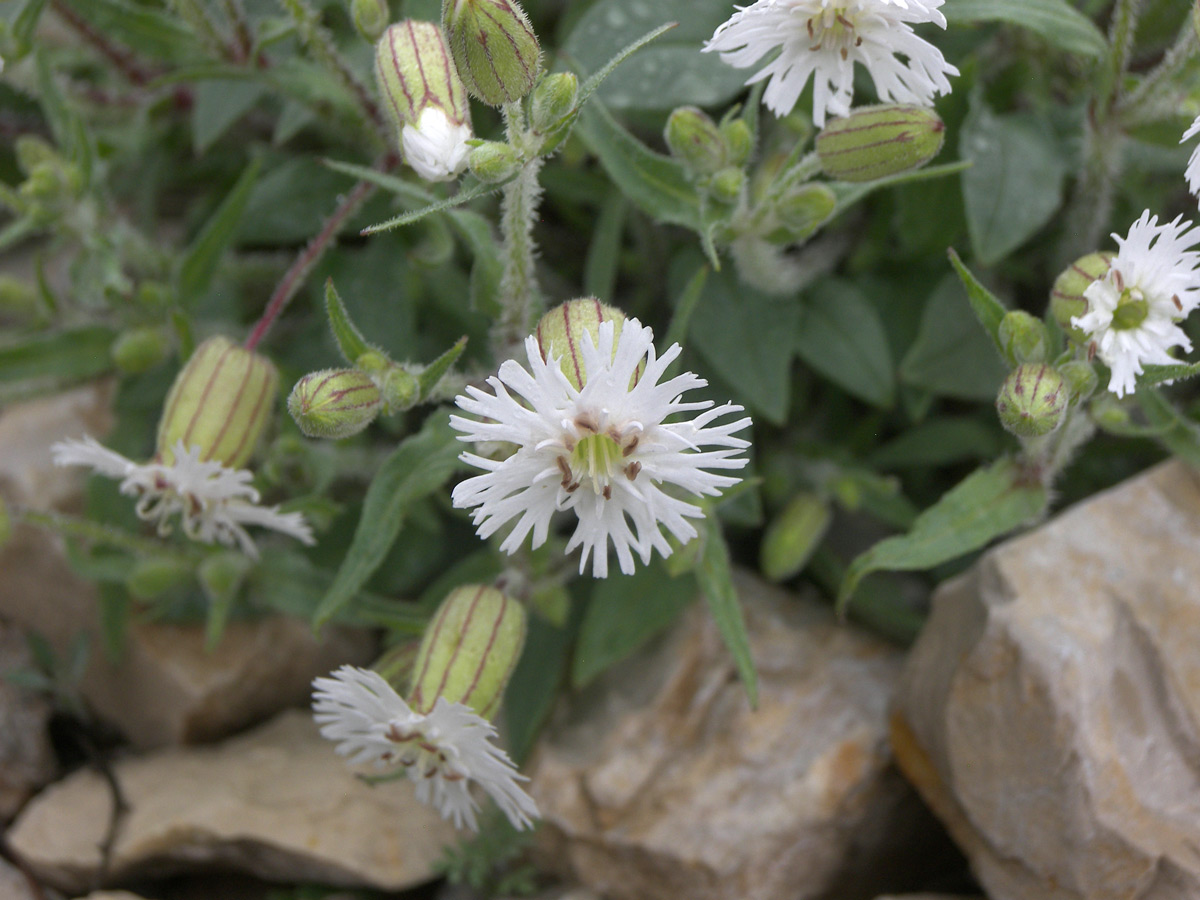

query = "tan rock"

[
  {"left": 0, "top": 384, "right": 374, "bottom": 748},
  {"left": 9, "top": 709, "right": 458, "bottom": 893},
  {"left": 531, "top": 571, "right": 943, "bottom": 900},
  {"left": 0, "top": 856, "right": 38, "bottom": 900},
  {"left": 893, "top": 459, "right": 1200, "bottom": 900}
]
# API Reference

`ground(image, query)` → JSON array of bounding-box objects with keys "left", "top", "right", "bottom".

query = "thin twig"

[{"left": 50, "top": 0, "right": 158, "bottom": 86}]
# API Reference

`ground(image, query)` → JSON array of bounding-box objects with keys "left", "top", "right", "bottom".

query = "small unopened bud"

[
  {"left": 443, "top": 0, "right": 541, "bottom": 107},
  {"left": 530, "top": 72, "right": 578, "bottom": 133},
  {"left": 997, "top": 310, "right": 1048, "bottom": 366},
  {"left": 156, "top": 336, "right": 279, "bottom": 468},
  {"left": 535, "top": 297, "right": 629, "bottom": 391},
  {"left": 351, "top": 0, "right": 388, "bottom": 43},
  {"left": 760, "top": 492, "right": 831, "bottom": 582},
  {"left": 355, "top": 349, "right": 390, "bottom": 375},
  {"left": 720, "top": 118, "right": 753, "bottom": 168},
  {"left": 664, "top": 106, "right": 727, "bottom": 175},
  {"left": 1090, "top": 392, "right": 1130, "bottom": 431},
  {"left": 135, "top": 281, "right": 173, "bottom": 310},
  {"left": 408, "top": 584, "right": 527, "bottom": 719},
  {"left": 112, "top": 326, "right": 170, "bottom": 374},
  {"left": 469, "top": 141, "right": 521, "bottom": 183},
  {"left": 768, "top": 183, "right": 836, "bottom": 243},
  {"left": 375, "top": 21, "right": 473, "bottom": 181},
  {"left": 1058, "top": 360, "right": 1098, "bottom": 403},
  {"left": 996, "top": 364, "right": 1068, "bottom": 438},
  {"left": 289, "top": 368, "right": 383, "bottom": 439},
  {"left": 126, "top": 556, "right": 193, "bottom": 600},
  {"left": 816, "top": 104, "right": 945, "bottom": 183},
  {"left": 14, "top": 136, "right": 57, "bottom": 176},
  {"left": 380, "top": 366, "right": 419, "bottom": 411},
  {"left": 708, "top": 166, "right": 746, "bottom": 203},
  {"left": 1050, "top": 251, "right": 1113, "bottom": 341}
]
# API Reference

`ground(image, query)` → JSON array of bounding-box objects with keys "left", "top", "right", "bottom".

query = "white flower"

[
  {"left": 312, "top": 665, "right": 538, "bottom": 832},
  {"left": 1182, "top": 115, "right": 1200, "bottom": 202},
  {"left": 51, "top": 436, "right": 314, "bottom": 557},
  {"left": 449, "top": 319, "right": 752, "bottom": 578},
  {"left": 1072, "top": 210, "right": 1200, "bottom": 398},
  {"left": 703, "top": 0, "right": 958, "bottom": 126},
  {"left": 402, "top": 107, "right": 472, "bottom": 182}
]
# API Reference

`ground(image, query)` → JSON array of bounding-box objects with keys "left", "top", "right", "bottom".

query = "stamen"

[
  {"left": 1174, "top": 294, "right": 1183, "bottom": 311},
  {"left": 1088, "top": 342, "right": 1097, "bottom": 362},
  {"left": 625, "top": 462, "right": 641, "bottom": 481},
  {"left": 623, "top": 436, "right": 639, "bottom": 456},
  {"left": 602, "top": 485, "right": 612, "bottom": 500},
  {"left": 806, "top": 17, "right": 814, "bottom": 38},
  {"left": 1113, "top": 269, "right": 1125, "bottom": 292}
]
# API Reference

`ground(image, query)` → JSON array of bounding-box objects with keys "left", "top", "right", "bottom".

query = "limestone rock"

[
  {"left": 0, "top": 384, "right": 374, "bottom": 748},
  {"left": 893, "top": 459, "right": 1200, "bottom": 900},
  {"left": 9, "top": 709, "right": 458, "bottom": 893},
  {"left": 0, "top": 623, "right": 57, "bottom": 820},
  {"left": 0, "top": 856, "right": 38, "bottom": 900},
  {"left": 531, "top": 571, "right": 944, "bottom": 900}
]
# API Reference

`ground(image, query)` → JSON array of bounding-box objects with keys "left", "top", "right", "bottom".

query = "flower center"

[
  {"left": 1111, "top": 285, "right": 1149, "bottom": 331},
  {"left": 807, "top": 7, "right": 863, "bottom": 58},
  {"left": 557, "top": 424, "right": 643, "bottom": 500}
]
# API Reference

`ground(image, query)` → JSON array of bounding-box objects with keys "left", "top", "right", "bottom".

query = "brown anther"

[
  {"left": 836, "top": 13, "right": 852, "bottom": 27},
  {"left": 806, "top": 17, "right": 814, "bottom": 38},
  {"left": 625, "top": 461, "right": 641, "bottom": 481},
  {"left": 1174, "top": 294, "right": 1183, "bottom": 311},
  {"left": 840, "top": 47, "right": 848, "bottom": 60},
  {"left": 622, "top": 436, "right": 639, "bottom": 457},
  {"left": 418, "top": 741, "right": 438, "bottom": 754},
  {"left": 556, "top": 456, "right": 572, "bottom": 487},
  {"left": 566, "top": 481, "right": 580, "bottom": 493},
  {"left": 607, "top": 426, "right": 623, "bottom": 444},
  {"left": 443, "top": 771, "right": 466, "bottom": 782},
  {"left": 1113, "top": 269, "right": 1125, "bottom": 292},
  {"left": 1088, "top": 342, "right": 1097, "bottom": 362},
  {"left": 855, "top": 36, "right": 862, "bottom": 46},
  {"left": 602, "top": 485, "right": 612, "bottom": 500},
  {"left": 574, "top": 413, "right": 599, "bottom": 433}
]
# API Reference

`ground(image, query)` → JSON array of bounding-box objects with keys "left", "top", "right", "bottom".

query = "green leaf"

[
  {"left": 12, "top": 0, "right": 47, "bottom": 54},
  {"left": 324, "top": 278, "right": 375, "bottom": 363},
  {"left": 943, "top": 0, "right": 1107, "bottom": 58},
  {"left": 572, "top": 561, "right": 695, "bottom": 689},
  {"left": 97, "top": 583, "right": 129, "bottom": 663},
  {"left": 829, "top": 160, "right": 973, "bottom": 219},
  {"left": 1138, "top": 361, "right": 1200, "bottom": 388},
  {"left": 795, "top": 278, "right": 895, "bottom": 408},
  {"left": 583, "top": 193, "right": 628, "bottom": 301},
  {"left": 664, "top": 262, "right": 708, "bottom": 349},
  {"left": 505, "top": 614, "right": 573, "bottom": 764},
  {"left": 697, "top": 516, "right": 758, "bottom": 708},
  {"left": 361, "top": 180, "right": 503, "bottom": 235},
  {"left": 946, "top": 247, "right": 1007, "bottom": 355},
  {"left": 417, "top": 337, "right": 468, "bottom": 400},
  {"left": 34, "top": 48, "right": 92, "bottom": 185},
  {"left": 314, "top": 417, "right": 463, "bottom": 628},
  {"left": 900, "top": 276, "right": 1009, "bottom": 401},
  {"left": 868, "top": 416, "right": 1003, "bottom": 469},
  {"left": 192, "top": 79, "right": 270, "bottom": 154},
  {"left": 60, "top": 0, "right": 196, "bottom": 60},
  {"left": 178, "top": 157, "right": 262, "bottom": 306},
  {"left": 838, "top": 458, "right": 1048, "bottom": 611},
  {"left": 0, "top": 326, "right": 116, "bottom": 385},
  {"left": 960, "top": 101, "right": 1066, "bottom": 265},
  {"left": 1136, "top": 388, "right": 1200, "bottom": 467}
]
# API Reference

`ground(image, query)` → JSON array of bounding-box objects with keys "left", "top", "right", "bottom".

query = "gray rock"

[
  {"left": 893, "top": 459, "right": 1200, "bottom": 900},
  {"left": 0, "top": 856, "right": 39, "bottom": 900},
  {"left": 9, "top": 709, "right": 458, "bottom": 893},
  {"left": 530, "top": 571, "right": 943, "bottom": 900}
]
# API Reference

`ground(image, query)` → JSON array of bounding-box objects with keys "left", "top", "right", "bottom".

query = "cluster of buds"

[
  {"left": 9, "top": 136, "right": 84, "bottom": 226},
  {"left": 664, "top": 106, "right": 753, "bottom": 203}
]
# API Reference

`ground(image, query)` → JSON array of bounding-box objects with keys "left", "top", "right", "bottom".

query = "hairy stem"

[{"left": 1097, "top": 0, "right": 1144, "bottom": 113}]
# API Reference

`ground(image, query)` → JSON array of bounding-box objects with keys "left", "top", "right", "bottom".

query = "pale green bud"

[
  {"left": 530, "top": 72, "right": 578, "bottom": 133},
  {"left": 816, "top": 104, "right": 945, "bottom": 183},
  {"left": 443, "top": 0, "right": 541, "bottom": 107},
  {"left": 469, "top": 141, "right": 521, "bottom": 183},
  {"left": 14, "top": 136, "right": 57, "bottom": 176},
  {"left": 380, "top": 366, "right": 419, "bottom": 411},
  {"left": 351, "top": 0, "right": 389, "bottom": 43},
  {"left": 1058, "top": 360, "right": 1099, "bottom": 403},
  {"left": 135, "top": 281, "right": 173, "bottom": 310},
  {"left": 768, "top": 183, "right": 836, "bottom": 243},
  {"left": 720, "top": 118, "right": 753, "bottom": 168},
  {"left": 155, "top": 336, "right": 279, "bottom": 469},
  {"left": 408, "top": 584, "right": 527, "bottom": 719},
  {"left": 126, "top": 556, "right": 193, "bottom": 600},
  {"left": 708, "top": 166, "right": 746, "bottom": 204},
  {"left": 355, "top": 349, "right": 391, "bottom": 375},
  {"left": 375, "top": 21, "right": 471, "bottom": 134},
  {"left": 1050, "top": 251, "right": 1113, "bottom": 342},
  {"left": 996, "top": 364, "right": 1068, "bottom": 438},
  {"left": 535, "top": 297, "right": 629, "bottom": 391},
  {"left": 1090, "top": 393, "right": 1130, "bottom": 431},
  {"left": 288, "top": 368, "right": 383, "bottom": 439},
  {"left": 112, "top": 326, "right": 170, "bottom": 374},
  {"left": 997, "top": 310, "right": 1048, "bottom": 366},
  {"left": 760, "top": 492, "right": 831, "bottom": 583},
  {"left": 664, "top": 106, "right": 727, "bottom": 175}
]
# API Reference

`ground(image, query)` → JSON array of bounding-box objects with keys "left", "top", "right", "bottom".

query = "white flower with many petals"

[
  {"left": 449, "top": 319, "right": 751, "bottom": 578},
  {"left": 402, "top": 107, "right": 472, "bottom": 182},
  {"left": 312, "top": 665, "right": 538, "bottom": 832},
  {"left": 51, "top": 437, "right": 314, "bottom": 557},
  {"left": 703, "top": 0, "right": 958, "bottom": 126},
  {"left": 1182, "top": 115, "right": 1200, "bottom": 203},
  {"left": 1072, "top": 210, "right": 1200, "bottom": 398}
]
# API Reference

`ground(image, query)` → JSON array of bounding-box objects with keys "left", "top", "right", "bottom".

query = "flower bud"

[
  {"left": 1090, "top": 392, "right": 1130, "bottom": 431},
  {"left": 664, "top": 106, "right": 727, "bottom": 176},
  {"left": 351, "top": 0, "right": 388, "bottom": 43},
  {"left": 708, "top": 166, "right": 746, "bottom": 204},
  {"left": 768, "top": 183, "right": 836, "bottom": 243},
  {"left": 14, "top": 135, "right": 57, "bottom": 176},
  {"left": 997, "top": 310, "right": 1048, "bottom": 366},
  {"left": 816, "top": 104, "right": 945, "bottom": 183},
  {"left": 355, "top": 349, "right": 391, "bottom": 375},
  {"left": 996, "top": 364, "right": 1068, "bottom": 438},
  {"left": 535, "top": 297, "right": 629, "bottom": 391},
  {"left": 155, "top": 335, "right": 279, "bottom": 468},
  {"left": 126, "top": 555, "right": 193, "bottom": 600},
  {"left": 380, "top": 366, "right": 419, "bottom": 411},
  {"left": 760, "top": 492, "right": 831, "bottom": 582},
  {"left": 469, "top": 141, "right": 521, "bottom": 183},
  {"left": 530, "top": 72, "right": 578, "bottom": 133},
  {"left": 443, "top": 0, "right": 541, "bottom": 107},
  {"left": 288, "top": 368, "right": 383, "bottom": 439},
  {"left": 375, "top": 21, "right": 473, "bottom": 182},
  {"left": 720, "top": 117, "right": 753, "bottom": 168},
  {"left": 1058, "top": 360, "right": 1098, "bottom": 403},
  {"left": 408, "top": 584, "right": 527, "bottom": 719},
  {"left": 1050, "top": 251, "right": 1113, "bottom": 341},
  {"left": 112, "top": 326, "right": 170, "bottom": 374}
]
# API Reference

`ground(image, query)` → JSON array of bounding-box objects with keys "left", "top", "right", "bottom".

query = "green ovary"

[
  {"left": 570, "top": 432, "right": 624, "bottom": 490},
  {"left": 1111, "top": 287, "right": 1149, "bottom": 331}
]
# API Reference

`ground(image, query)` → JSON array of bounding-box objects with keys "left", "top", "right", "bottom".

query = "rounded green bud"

[
  {"left": 1090, "top": 393, "right": 1130, "bottom": 432},
  {"left": 288, "top": 368, "right": 383, "bottom": 439},
  {"left": 135, "top": 281, "right": 174, "bottom": 310},
  {"left": 408, "top": 584, "right": 527, "bottom": 719},
  {"left": 816, "top": 104, "right": 945, "bottom": 183},
  {"left": 351, "top": 0, "right": 388, "bottom": 43},
  {"left": 530, "top": 72, "right": 578, "bottom": 133},
  {"left": 760, "top": 492, "right": 832, "bottom": 583},
  {"left": 769, "top": 183, "right": 836, "bottom": 243},
  {"left": 664, "top": 106, "right": 727, "bottom": 176},
  {"left": 997, "top": 310, "right": 1048, "bottom": 366},
  {"left": 1050, "top": 251, "right": 1113, "bottom": 341},
  {"left": 112, "top": 326, "right": 170, "bottom": 374},
  {"left": 375, "top": 21, "right": 471, "bottom": 135},
  {"left": 720, "top": 118, "right": 753, "bottom": 168},
  {"left": 126, "top": 555, "right": 193, "bottom": 600},
  {"left": 197, "top": 550, "right": 252, "bottom": 603},
  {"left": 155, "top": 335, "right": 279, "bottom": 469},
  {"left": 355, "top": 349, "right": 391, "bottom": 375},
  {"left": 469, "top": 141, "right": 521, "bottom": 183},
  {"left": 443, "top": 0, "right": 541, "bottom": 107},
  {"left": 708, "top": 166, "right": 746, "bottom": 204},
  {"left": 1058, "top": 360, "right": 1099, "bottom": 403},
  {"left": 0, "top": 275, "right": 38, "bottom": 318},
  {"left": 535, "top": 297, "right": 629, "bottom": 391},
  {"left": 14, "top": 136, "right": 57, "bottom": 176},
  {"left": 996, "top": 364, "right": 1068, "bottom": 438},
  {"left": 380, "top": 366, "right": 419, "bottom": 411}
]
